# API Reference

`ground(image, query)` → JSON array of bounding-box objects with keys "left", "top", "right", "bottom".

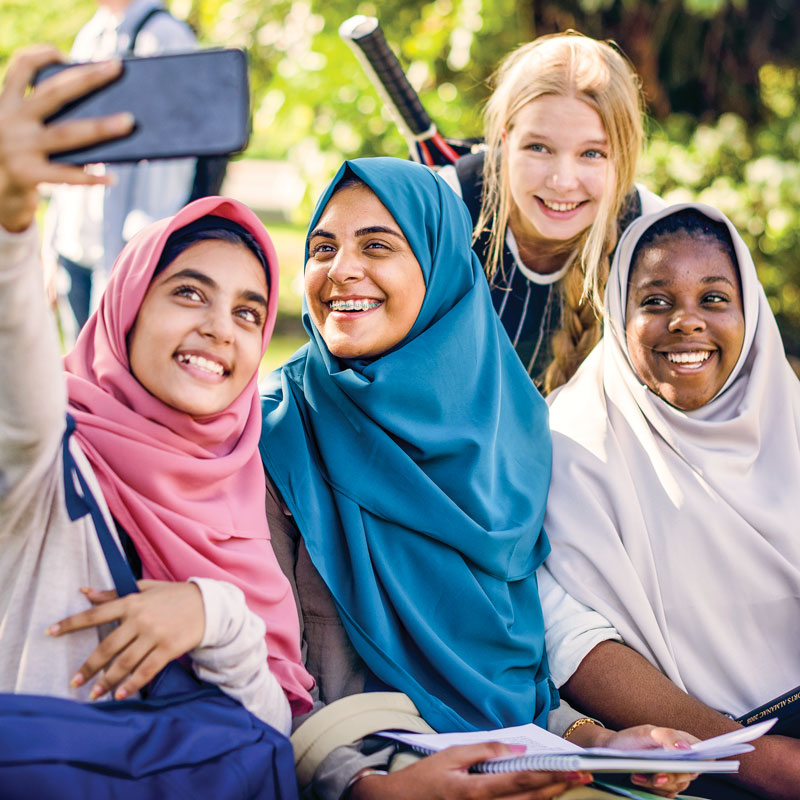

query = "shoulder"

[
  {"left": 452, "top": 151, "right": 486, "bottom": 224},
  {"left": 635, "top": 184, "right": 666, "bottom": 216}
]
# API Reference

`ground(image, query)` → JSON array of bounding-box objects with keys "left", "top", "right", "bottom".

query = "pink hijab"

[{"left": 64, "top": 197, "right": 313, "bottom": 714}]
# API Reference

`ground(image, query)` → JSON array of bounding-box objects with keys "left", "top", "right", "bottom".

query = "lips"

[
  {"left": 327, "top": 297, "right": 384, "bottom": 313},
  {"left": 538, "top": 197, "right": 587, "bottom": 212},
  {"left": 175, "top": 350, "right": 230, "bottom": 377},
  {"left": 659, "top": 349, "right": 717, "bottom": 370}
]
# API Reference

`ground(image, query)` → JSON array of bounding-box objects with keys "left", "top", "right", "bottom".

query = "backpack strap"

[
  {"left": 126, "top": 6, "right": 170, "bottom": 55},
  {"left": 62, "top": 414, "right": 139, "bottom": 597}
]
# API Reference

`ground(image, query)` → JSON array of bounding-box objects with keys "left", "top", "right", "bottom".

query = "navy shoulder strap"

[
  {"left": 126, "top": 7, "right": 170, "bottom": 54},
  {"left": 62, "top": 414, "right": 139, "bottom": 597}
]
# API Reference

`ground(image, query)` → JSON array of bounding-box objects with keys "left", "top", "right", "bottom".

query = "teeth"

[
  {"left": 541, "top": 199, "right": 582, "bottom": 212},
  {"left": 666, "top": 351, "right": 711, "bottom": 365},
  {"left": 329, "top": 299, "right": 381, "bottom": 312},
  {"left": 177, "top": 353, "right": 225, "bottom": 375}
]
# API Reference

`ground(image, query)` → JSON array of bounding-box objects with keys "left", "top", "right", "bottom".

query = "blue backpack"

[{"left": 0, "top": 416, "right": 298, "bottom": 799}]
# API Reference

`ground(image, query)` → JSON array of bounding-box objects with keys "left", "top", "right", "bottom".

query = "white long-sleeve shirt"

[{"left": 0, "top": 223, "right": 289, "bottom": 735}]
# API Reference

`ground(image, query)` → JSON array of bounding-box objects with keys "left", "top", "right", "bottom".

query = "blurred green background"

[{"left": 1, "top": 0, "right": 798, "bottom": 366}]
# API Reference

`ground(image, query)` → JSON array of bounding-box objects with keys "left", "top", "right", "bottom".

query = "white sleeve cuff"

[{"left": 540, "top": 566, "right": 622, "bottom": 688}]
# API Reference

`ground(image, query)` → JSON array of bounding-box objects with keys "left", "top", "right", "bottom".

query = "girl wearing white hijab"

[{"left": 544, "top": 203, "right": 800, "bottom": 800}]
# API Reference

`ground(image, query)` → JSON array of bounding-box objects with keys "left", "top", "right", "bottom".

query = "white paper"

[{"left": 377, "top": 717, "right": 775, "bottom": 762}]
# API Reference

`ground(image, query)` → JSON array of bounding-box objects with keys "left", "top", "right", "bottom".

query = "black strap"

[
  {"left": 62, "top": 414, "right": 139, "bottom": 597},
  {"left": 126, "top": 7, "right": 170, "bottom": 54}
]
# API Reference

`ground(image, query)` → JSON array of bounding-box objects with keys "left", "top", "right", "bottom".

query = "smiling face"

[
  {"left": 305, "top": 183, "right": 426, "bottom": 360},
  {"left": 625, "top": 233, "right": 745, "bottom": 411},
  {"left": 128, "top": 239, "right": 269, "bottom": 417},
  {"left": 504, "top": 94, "right": 612, "bottom": 247}
]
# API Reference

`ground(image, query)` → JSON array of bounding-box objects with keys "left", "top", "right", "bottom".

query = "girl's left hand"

[
  {"left": 601, "top": 725, "right": 701, "bottom": 798},
  {"left": 47, "top": 580, "right": 205, "bottom": 701}
]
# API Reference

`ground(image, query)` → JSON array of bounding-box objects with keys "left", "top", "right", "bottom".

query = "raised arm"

[{"left": 0, "top": 47, "right": 132, "bottom": 501}]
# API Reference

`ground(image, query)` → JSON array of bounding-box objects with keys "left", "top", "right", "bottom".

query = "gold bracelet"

[{"left": 562, "top": 716, "right": 604, "bottom": 741}]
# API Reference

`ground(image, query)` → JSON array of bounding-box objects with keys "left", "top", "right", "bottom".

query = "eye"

[
  {"left": 703, "top": 292, "right": 729, "bottom": 305},
  {"left": 310, "top": 242, "right": 336, "bottom": 257},
  {"left": 525, "top": 142, "right": 548, "bottom": 153},
  {"left": 583, "top": 149, "right": 607, "bottom": 160},
  {"left": 235, "top": 305, "right": 263, "bottom": 326},
  {"left": 640, "top": 295, "right": 670, "bottom": 309},
  {"left": 173, "top": 285, "right": 203, "bottom": 302}
]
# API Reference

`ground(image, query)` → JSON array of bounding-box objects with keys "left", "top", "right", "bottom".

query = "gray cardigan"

[{"left": 266, "top": 479, "right": 591, "bottom": 799}]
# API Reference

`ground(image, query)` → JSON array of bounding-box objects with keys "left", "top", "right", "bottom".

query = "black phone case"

[{"left": 35, "top": 48, "right": 250, "bottom": 164}]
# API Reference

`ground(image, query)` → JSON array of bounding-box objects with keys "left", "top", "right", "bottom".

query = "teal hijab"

[{"left": 260, "top": 158, "right": 555, "bottom": 732}]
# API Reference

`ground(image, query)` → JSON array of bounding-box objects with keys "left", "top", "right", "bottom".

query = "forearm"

[
  {"left": 0, "top": 224, "right": 66, "bottom": 501},
  {"left": 563, "top": 640, "right": 800, "bottom": 799},
  {"left": 562, "top": 640, "right": 738, "bottom": 736},
  {"left": 189, "top": 578, "right": 291, "bottom": 735}
]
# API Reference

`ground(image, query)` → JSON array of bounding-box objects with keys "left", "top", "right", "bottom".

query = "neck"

[
  {"left": 98, "top": 0, "right": 133, "bottom": 14},
  {"left": 508, "top": 211, "right": 582, "bottom": 276}
]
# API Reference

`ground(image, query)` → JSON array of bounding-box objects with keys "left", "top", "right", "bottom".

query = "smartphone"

[{"left": 34, "top": 48, "right": 250, "bottom": 164}]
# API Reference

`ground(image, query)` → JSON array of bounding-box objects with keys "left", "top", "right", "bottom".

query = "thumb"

[{"left": 435, "top": 741, "right": 526, "bottom": 770}]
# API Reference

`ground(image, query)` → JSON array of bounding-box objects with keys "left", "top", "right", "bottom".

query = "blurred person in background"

[{"left": 42, "top": 0, "right": 197, "bottom": 343}]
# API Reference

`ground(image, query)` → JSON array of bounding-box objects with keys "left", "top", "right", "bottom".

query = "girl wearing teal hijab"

[
  {"left": 261, "top": 157, "right": 555, "bottom": 734},
  {"left": 259, "top": 158, "right": 699, "bottom": 799}
]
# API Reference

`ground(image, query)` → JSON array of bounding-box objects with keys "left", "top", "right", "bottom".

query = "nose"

[
  {"left": 200, "top": 303, "right": 235, "bottom": 344},
  {"left": 326, "top": 247, "right": 365, "bottom": 285},
  {"left": 667, "top": 305, "right": 706, "bottom": 335},
  {"left": 545, "top": 156, "right": 580, "bottom": 192}
]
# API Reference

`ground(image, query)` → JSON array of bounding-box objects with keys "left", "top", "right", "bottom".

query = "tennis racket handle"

[{"left": 339, "top": 15, "right": 433, "bottom": 136}]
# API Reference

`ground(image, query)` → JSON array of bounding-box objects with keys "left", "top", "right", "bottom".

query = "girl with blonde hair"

[{"left": 440, "top": 30, "right": 663, "bottom": 391}]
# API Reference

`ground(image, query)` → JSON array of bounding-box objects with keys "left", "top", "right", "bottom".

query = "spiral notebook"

[{"left": 377, "top": 718, "right": 775, "bottom": 774}]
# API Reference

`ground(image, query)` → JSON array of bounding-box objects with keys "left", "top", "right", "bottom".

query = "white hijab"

[{"left": 545, "top": 202, "right": 800, "bottom": 717}]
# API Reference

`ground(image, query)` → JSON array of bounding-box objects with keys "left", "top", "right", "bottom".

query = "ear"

[{"left": 500, "top": 127, "right": 508, "bottom": 144}]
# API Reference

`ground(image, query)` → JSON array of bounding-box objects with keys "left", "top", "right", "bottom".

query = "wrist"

[
  {"left": 345, "top": 768, "right": 389, "bottom": 800},
  {"left": 563, "top": 717, "right": 609, "bottom": 747}
]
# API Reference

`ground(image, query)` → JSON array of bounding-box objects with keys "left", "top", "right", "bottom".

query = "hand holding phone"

[
  {"left": 34, "top": 48, "right": 251, "bottom": 165},
  {"left": 0, "top": 46, "right": 133, "bottom": 233}
]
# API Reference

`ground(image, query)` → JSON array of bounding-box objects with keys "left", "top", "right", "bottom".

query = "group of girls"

[{"left": 0, "top": 26, "right": 797, "bottom": 800}]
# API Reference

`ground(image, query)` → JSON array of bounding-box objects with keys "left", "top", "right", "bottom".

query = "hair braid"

[{"left": 543, "top": 228, "right": 614, "bottom": 394}]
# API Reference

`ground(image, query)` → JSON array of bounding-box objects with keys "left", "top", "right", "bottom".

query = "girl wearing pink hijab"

[{"left": 0, "top": 48, "right": 313, "bottom": 730}]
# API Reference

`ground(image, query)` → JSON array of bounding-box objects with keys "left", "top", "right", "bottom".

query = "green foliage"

[{"left": 640, "top": 63, "right": 800, "bottom": 355}]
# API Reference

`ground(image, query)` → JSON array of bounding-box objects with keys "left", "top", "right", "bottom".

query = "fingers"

[
  {"left": 48, "top": 595, "right": 128, "bottom": 635},
  {"left": 67, "top": 620, "right": 138, "bottom": 691},
  {"left": 631, "top": 771, "right": 699, "bottom": 798},
  {"left": 80, "top": 586, "right": 119, "bottom": 605},
  {"left": 646, "top": 726, "right": 699, "bottom": 749},
  {"left": 1, "top": 45, "right": 64, "bottom": 97},
  {"left": 27, "top": 59, "right": 124, "bottom": 119},
  {"left": 40, "top": 112, "right": 134, "bottom": 156}
]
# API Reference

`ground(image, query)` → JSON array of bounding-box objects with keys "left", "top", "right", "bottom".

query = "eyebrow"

[
  {"left": 308, "top": 226, "right": 406, "bottom": 241},
  {"left": 634, "top": 275, "right": 736, "bottom": 290},
  {"left": 162, "top": 267, "right": 269, "bottom": 310},
  {"left": 520, "top": 132, "right": 609, "bottom": 147}
]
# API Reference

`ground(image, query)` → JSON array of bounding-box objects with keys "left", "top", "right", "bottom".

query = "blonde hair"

[{"left": 477, "top": 31, "right": 644, "bottom": 392}]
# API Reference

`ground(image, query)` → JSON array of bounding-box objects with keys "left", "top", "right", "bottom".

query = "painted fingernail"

[
  {"left": 46, "top": 623, "right": 60, "bottom": 636},
  {"left": 508, "top": 744, "right": 527, "bottom": 753},
  {"left": 89, "top": 685, "right": 103, "bottom": 701},
  {"left": 655, "top": 775, "right": 669, "bottom": 786},
  {"left": 565, "top": 772, "right": 582, "bottom": 780},
  {"left": 674, "top": 740, "right": 692, "bottom": 750},
  {"left": 631, "top": 774, "right": 645, "bottom": 783},
  {"left": 70, "top": 672, "right": 84, "bottom": 688},
  {"left": 114, "top": 687, "right": 128, "bottom": 700}
]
